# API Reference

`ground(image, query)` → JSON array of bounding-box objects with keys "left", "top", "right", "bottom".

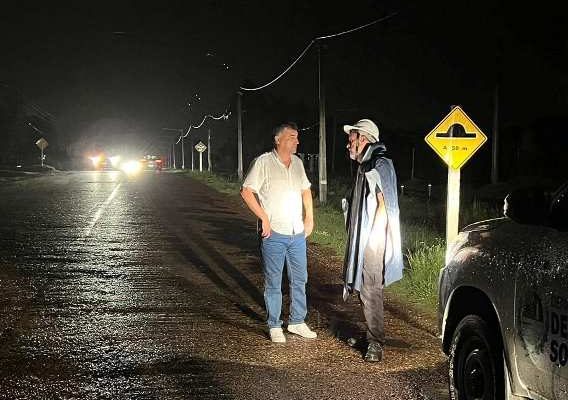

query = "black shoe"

[{"left": 364, "top": 342, "right": 383, "bottom": 362}]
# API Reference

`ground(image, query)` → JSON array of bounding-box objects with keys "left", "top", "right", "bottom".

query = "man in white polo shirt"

[{"left": 240, "top": 122, "right": 317, "bottom": 343}]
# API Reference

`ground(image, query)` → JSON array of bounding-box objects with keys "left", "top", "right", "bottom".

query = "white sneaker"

[
  {"left": 269, "top": 327, "right": 286, "bottom": 343},
  {"left": 287, "top": 323, "right": 317, "bottom": 339}
]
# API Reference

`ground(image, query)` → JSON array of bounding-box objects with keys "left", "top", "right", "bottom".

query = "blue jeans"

[{"left": 260, "top": 231, "right": 308, "bottom": 328}]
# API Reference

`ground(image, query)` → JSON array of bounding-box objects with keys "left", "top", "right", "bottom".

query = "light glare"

[
  {"left": 110, "top": 156, "right": 121, "bottom": 167},
  {"left": 121, "top": 160, "right": 141, "bottom": 175},
  {"left": 90, "top": 155, "right": 102, "bottom": 167}
]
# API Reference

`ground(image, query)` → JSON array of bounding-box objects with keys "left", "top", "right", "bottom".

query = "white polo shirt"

[{"left": 243, "top": 151, "right": 311, "bottom": 235}]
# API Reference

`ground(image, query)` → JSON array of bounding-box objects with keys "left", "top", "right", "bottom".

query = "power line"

[
  {"left": 175, "top": 111, "right": 231, "bottom": 144},
  {"left": 316, "top": 12, "right": 398, "bottom": 40},
  {"left": 1, "top": 82, "right": 56, "bottom": 122},
  {"left": 191, "top": 111, "right": 231, "bottom": 130},
  {"left": 26, "top": 102, "right": 55, "bottom": 120},
  {"left": 240, "top": 40, "right": 316, "bottom": 92},
  {"left": 239, "top": 12, "right": 398, "bottom": 92}
]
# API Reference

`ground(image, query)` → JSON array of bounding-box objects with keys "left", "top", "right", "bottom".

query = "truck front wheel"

[{"left": 449, "top": 315, "right": 504, "bottom": 400}]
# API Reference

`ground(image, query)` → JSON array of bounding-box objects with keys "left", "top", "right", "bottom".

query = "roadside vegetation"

[{"left": 186, "top": 170, "right": 501, "bottom": 312}]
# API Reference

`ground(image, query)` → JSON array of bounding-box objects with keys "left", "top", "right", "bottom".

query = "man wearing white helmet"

[{"left": 342, "top": 118, "right": 403, "bottom": 362}]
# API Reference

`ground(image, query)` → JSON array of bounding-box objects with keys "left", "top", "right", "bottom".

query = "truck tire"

[{"left": 449, "top": 314, "right": 504, "bottom": 400}]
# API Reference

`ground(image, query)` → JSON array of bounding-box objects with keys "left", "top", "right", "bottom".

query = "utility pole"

[
  {"left": 191, "top": 138, "right": 194, "bottom": 171},
  {"left": 162, "top": 128, "right": 184, "bottom": 169},
  {"left": 181, "top": 134, "right": 185, "bottom": 169},
  {"left": 317, "top": 42, "right": 327, "bottom": 204},
  {"left": 411, "top": 146, "right": 415, "bottom": 180},
  {"left": 492, "top": 7, "right": 503, "bottom": 185},
  {"left": 207, "top": 128, "right": 212, "bottom": 172},
  {"left": 332, "top": 108, "right": 358, "bottom": 175},
  {"left": 237, "top": 91, "right": 243, "bottom": 180},
  {"left": 491, "top": 84, "right": 499, "bottom": 184},
  {"left": 331, "top": 115, "right": 336, "bottom": 173}
]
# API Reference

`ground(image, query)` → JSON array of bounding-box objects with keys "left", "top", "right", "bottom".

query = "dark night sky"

[{"left": 1, "top": 1, "right": 567, "bottom": 164}]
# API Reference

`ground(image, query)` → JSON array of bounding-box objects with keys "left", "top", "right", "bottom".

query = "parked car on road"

[
  {"left": 438, "top": 180, "right": 568, "bottom": 400},
  {"left": 142, "top": 155, "right": 163, "bottom": 171}
]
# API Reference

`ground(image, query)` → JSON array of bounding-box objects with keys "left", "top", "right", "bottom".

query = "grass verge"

[{"left": 185, "top": 171, "right": 499, "bottom": 313}]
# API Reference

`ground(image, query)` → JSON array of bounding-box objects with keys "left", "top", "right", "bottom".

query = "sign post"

[
  {"left": 194, "top": 141, "right": 207, "bottom": 172},
  {"left": 446, "top": 166, "right": 461, "bottom": 249},
  {"left": 424, "top": 106, "right": 487, "bottom": 261},
  {"left": 35, "top": 138, "right": 49, "bottom": 167}
]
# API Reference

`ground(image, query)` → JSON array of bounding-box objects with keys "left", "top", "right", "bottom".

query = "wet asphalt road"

[{"left": 0, "top": 171, "right": 448, "bottom": 399}]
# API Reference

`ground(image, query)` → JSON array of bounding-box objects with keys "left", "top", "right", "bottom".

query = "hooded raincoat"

[{"left": 342, "top": 143, "right": 403, "bottom": 300}]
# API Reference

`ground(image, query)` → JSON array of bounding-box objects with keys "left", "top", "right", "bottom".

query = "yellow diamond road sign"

[
  {"left": 35, "top": 137, "right": 49, "bottom": 151},
  {"left": 194, "top": 141, "right": 207, "bottom": 153},
  {"left": 424, "top": 106, "right": 487, "bottom": 169}
]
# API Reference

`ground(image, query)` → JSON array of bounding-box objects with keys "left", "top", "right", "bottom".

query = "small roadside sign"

[
  {"left": 194, "top": 141, "right": 207, "bottom": 153},
  {"left": 194, "top": 141, "right": 207, "bottom": 172},
  {"left": 424, "top": 106, "right": 487, "bottom": 169},
  {"left": 35, "top": 138, "right": 49, "bottom": 151},
  {"left": 35, "top": 137, "right": 49, "bottom": 167}
]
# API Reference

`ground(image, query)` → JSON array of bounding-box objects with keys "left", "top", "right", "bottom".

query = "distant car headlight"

[
  {"left": 90, "top": 155, "right": 102, "bottom": 167},
  {"left": 120, "top": 160, "right": 141, "bottom": 175},
  {"left": 109, "top": 155, "right": 121, "bottom": 167}
]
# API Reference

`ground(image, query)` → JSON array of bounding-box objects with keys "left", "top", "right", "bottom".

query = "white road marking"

[{"left": 84, "top": 183, "right": 122, "bottom": 237}]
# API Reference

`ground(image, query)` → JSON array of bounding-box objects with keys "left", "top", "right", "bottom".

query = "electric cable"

[
  {"left": 175, "top": 111, "right": 231, "bottom": 144},
  {"left": 239, "top": 12, "right": 398, "bottom": 92}
]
